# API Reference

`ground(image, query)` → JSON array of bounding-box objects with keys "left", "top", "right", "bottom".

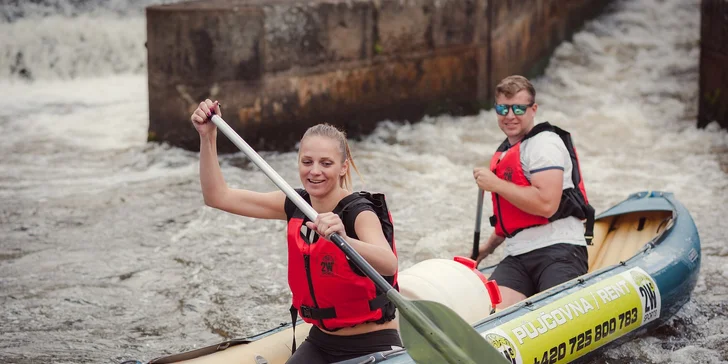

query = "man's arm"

[
  {"left": 476, "top": 132, "right": 568, "bottom": 218},
  {"left": 493, "top": 169, "right": 563, "bottom": 218}
]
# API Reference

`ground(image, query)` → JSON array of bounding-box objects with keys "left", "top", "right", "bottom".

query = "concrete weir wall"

[
  {"left": 147, "top": 0, "right": 612, "bottom": 153},
  {"left": 698, "top": 0, "right": 728, "bottom": 130}
]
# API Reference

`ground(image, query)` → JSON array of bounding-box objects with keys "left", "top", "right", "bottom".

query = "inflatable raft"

[{"left": 140, "top": 191, "right": 701, "bottom": 364}]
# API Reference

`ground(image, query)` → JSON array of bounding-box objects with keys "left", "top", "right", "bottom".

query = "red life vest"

[
  {"left": 489, "top": 122, "right": 595, "bottom": 243},
  {"left": 286, "top": 190, "right": 398, "bottom": 332}
]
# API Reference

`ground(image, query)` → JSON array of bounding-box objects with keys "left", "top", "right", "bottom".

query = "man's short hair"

[{"left": 495, "top": 75, "right": 536, "bottom": 103}]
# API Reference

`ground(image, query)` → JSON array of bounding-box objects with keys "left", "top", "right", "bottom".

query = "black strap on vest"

[
  {"left": 490, "top": 198, "right": 595, "bottom": 245},
  {"left": 584, "top": 204, "right": 595, "bottom": 245},
  {"left": 289, "top": 306, "right": 298, "bottom": 354},
  {"left": 287, "top": 293, "right": 390, "bottom": 354},
  {"left": 339, "top": 193, "right": 368, "bottom": 214},
  {"left": 294, "top": 293, "right": 389, "bottom": 320}
]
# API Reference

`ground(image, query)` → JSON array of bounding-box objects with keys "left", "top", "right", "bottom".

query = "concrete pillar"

[
  {"left": 146, "top": 0, "right": 613, "bottom": 153},
  {"left": 698, "top": 0, "right": 728, "bottom": 130}
]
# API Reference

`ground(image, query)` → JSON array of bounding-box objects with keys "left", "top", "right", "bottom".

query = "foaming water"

[
  {"left": 0, "top": 0, "right": 182, "bottom": 80},
  {"left": 1, "top": 16, "right": 147, "bottom": 80},
  {"left": 0, "top": 0, "right": 726, "bottom": 363}
]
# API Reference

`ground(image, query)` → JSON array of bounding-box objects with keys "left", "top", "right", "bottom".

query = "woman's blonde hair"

[{"left": 301, "top": 123, "right": 362, "bottom": 191}]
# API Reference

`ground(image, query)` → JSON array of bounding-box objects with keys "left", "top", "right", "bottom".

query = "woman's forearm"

[
  {"left": 199, "top": 131, "right": 228, "bottom": 207},
  {"left": 345, "top": 237, "right": 398, "bottom": 277}
]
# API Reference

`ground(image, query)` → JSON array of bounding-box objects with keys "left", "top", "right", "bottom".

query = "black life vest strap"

[
  {"left": 291, "top": 292, "right": 389, "bottom": 321},
  {"left": 338, "top": 193, "right": 370, "bottom": 213},
  {"left": 490, "top": 210, "right": 595, "bottom": 245},
  {"left": 368, "top": 292, "right": 390, "bottom": 311},
  {"left": 287, "top": 292, "right": 390, "bottom": 354},
  {"left": 584, "top": 203, "right": 595, "bottom": 245},
  {"left": 297, "top": 304, "right": 336, "bottom": 320},
  {"left": 289, "top": 306, "right": 298, "bottom": 354}
]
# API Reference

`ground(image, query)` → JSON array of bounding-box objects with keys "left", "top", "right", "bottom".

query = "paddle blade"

[{"left": 398, "top": 299, "right": 509, "bottom": 364}]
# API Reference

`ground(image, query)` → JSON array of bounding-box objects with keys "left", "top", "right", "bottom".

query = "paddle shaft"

[
  {"left": 471, "top": 189, "right": 485, "bottom": 260},
  {"left": 209, "top": 114, "right": 476, "bottom": 364}
]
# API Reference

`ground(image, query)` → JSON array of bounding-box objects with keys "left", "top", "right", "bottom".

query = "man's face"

[{"left": 494, "top": 90, "right": 537, "bottom": 143}]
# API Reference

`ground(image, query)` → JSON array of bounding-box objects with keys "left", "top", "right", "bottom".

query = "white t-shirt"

[{"left": 500, "top": 130, "right": 587, "bottom": 257}]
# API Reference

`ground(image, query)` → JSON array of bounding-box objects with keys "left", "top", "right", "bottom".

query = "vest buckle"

[{"left": 299, "top": 305, "right": 313, "bottom": 318}]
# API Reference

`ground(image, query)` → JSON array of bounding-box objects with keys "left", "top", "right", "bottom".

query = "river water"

[{"left": 0, "top": 0, "right": 726, "bottom": 363}]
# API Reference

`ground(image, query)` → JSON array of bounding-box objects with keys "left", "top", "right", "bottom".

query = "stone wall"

[
  {"left": 698, "top": 0, "right": 728, "bottom": 130},
  {"left": 147, "top": 0, "right": 613, "bottom": 152}
]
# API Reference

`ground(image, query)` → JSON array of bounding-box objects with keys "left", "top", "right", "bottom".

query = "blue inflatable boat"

[{"left": 138, "top": 191, "right": 701, "bottom": 364}]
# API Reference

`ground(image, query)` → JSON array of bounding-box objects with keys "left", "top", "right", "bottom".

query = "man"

[{"left": 473, "top": 75, "right": 595, "bottom": 309}]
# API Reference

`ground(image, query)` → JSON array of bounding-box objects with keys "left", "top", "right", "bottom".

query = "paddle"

[
  {"left": 208, "top": 114, "right": 508, "bottom": 364},
  {"left": 471, "top": 189, "right": 485, "bottom": 260}
]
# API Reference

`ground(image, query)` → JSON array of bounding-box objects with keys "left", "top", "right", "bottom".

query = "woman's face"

[{"left": 298, "top": 135, "right": 347, "bottom": 198}]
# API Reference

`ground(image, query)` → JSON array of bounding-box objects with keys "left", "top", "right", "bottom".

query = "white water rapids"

[{"left": 0, "top": 0, "right": 726, "bottom": 363}]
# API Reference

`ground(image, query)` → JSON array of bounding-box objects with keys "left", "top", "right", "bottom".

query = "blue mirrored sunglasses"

[{"left": 494, "top": 103, "right": 534, "bottom": 116}]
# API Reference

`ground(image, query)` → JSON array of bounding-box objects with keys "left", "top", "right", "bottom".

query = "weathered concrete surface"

[
  {"left": 147, "top": 0, "right": 612, "bottom": 152},
  {"left": 489, "top": 0, "right": 611, "bottom": 84},
  {"left": 698, "top": 0, "right": 728, "bottom": 130}
]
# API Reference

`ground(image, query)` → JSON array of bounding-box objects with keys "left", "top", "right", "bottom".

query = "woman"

[{"left": 190, "top": 99, "right": 402, "bottom": 363}]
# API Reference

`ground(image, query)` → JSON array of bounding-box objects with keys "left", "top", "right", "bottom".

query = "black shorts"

[
  {"left": 489, "top": 243, "right": 588, "bottom": 298},
  {"left": 286, "top": 325, "right": 403, "bottom": 364}
]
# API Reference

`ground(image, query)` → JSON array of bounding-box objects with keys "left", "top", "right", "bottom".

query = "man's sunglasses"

[{"left": 494, "top": 103, "right": 534, "bottom": 116}]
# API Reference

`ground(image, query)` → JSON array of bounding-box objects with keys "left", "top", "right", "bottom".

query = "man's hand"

[
  {"left": 473, "top": 167, "right": 503, "bottom": 193},
  {"left": 476, "top": 243, "right": 491, "bottom": 266},
  {"left": 474, "top": 233, "right": 506, "bottom": 266}
]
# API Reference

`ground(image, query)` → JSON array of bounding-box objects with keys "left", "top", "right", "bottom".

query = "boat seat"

[
  {"left": 397, "top": 258, "right": 495, "bottom": 325},
  {"left": 587, "top": 211, "right": 672, "bottom": 272}
]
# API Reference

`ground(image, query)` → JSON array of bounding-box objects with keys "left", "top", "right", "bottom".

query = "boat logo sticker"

[
  {"left": 629, "top": 269, "right": 661, "bottom": 325},
  {"left": 484, "top": 329, "right": 522, "bottom": 364},
  {"left": 481, "top": 267, "right": 661, "bottom": 364},
  {"left": 504, "top": 166, "right": 514, "bottom": 181}
]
